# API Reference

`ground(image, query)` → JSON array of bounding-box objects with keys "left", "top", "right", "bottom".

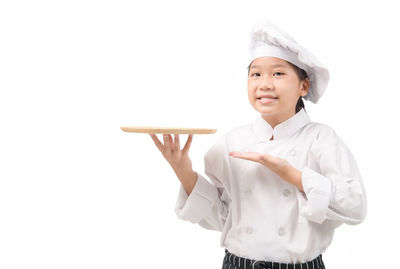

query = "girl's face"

[{"left": 247, "top": 56, "right": 310, "bottom": 126}]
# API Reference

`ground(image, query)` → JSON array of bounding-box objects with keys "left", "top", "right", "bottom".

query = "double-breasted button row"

[{"left": 243, "top": 226, "right": 285, "bottom": 236}]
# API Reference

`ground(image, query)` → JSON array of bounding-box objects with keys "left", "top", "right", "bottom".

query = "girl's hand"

[
  {"left": 229, "top": 151, "right": 289, "bottom": 173},
  {"left": 229, "top": 151, "right": 304, "bottom": 191},
  {"left": 149, "top": 134, "right": 194, "bottom": 172}
]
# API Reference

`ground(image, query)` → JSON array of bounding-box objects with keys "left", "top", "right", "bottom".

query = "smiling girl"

[{"left": 150, "top": 20, "right": 367, "bottom": 269}]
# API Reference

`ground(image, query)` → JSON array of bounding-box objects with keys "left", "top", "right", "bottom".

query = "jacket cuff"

[
  {"left": 301, "top": 166, "right": 333, "bottom": 224},
  {"left": 174, "top": 172, "right": 218, "bottom": 223}
]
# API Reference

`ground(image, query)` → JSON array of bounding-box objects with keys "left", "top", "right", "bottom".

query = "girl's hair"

[{"left": 247, "top": 61, "right": 308, "bottom": 113}]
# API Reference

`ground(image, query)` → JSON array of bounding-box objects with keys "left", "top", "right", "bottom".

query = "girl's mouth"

[{"left": 257, "top": 97, "right": 277, "bottom": 104}]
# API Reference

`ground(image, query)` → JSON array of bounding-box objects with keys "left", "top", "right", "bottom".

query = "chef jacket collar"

[{"left": 252, "top": 108, "right": 310, "bottom": 141}]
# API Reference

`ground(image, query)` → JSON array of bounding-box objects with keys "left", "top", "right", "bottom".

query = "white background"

[{"left": 0, "top": 0, "right": 399, "bottom": 268}]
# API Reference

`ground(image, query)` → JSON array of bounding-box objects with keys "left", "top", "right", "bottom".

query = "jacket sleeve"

[
  {"left": 174, "top": 135, "right": 231, "bottom": 232},
  {"left": 300, "top": 127, "right": 367, "bottom": 225}
]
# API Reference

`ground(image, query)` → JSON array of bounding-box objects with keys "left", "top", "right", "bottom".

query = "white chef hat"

[{"left": 249, "top": 20, "right": 329, "bottom": 104}]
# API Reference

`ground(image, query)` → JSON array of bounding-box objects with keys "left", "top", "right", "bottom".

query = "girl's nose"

[{"left": 258, "top": 76, "right": 274, "bottom": 90}]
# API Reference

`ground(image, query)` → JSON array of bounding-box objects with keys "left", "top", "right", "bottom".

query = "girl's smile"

[{"left": 256, "top": 94, "right": 278, "bottom": 104}]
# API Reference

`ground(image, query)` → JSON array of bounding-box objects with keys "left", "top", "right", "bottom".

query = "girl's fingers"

[
  {"left": 149, "top": 134, "right": 164, "bottom": 152},
  {"left": 230, "top": 152, "right": 264, "bottom": 163},
  {"left": 168, "top": 134, "right": 174, "bottom": 151},
  {"left": 151, "top": 133, "right": 187, "bottom": 155},
  {"left": 182, "top": 134, "right": 193, "bottom": 153},
  {"left": 163, "top": 134, "right": 170, "bottom": 149},
  {"left": 163, "top": 134, "right": 175, "bottom": 152},
  {"left": 174, "top": 134, "right": 180, "bottom": 151}
]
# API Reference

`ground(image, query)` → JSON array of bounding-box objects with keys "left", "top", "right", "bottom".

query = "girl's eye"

[
  {"left": 274, "top": 72, "right": 284, "bottom": 76},
  {"left": 251, "top": 73, "right": 260, "bottom": 77}
]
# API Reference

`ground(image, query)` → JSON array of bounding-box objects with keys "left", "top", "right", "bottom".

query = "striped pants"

[{"left": 222, "top": 249, "right": 326, "bottom": 269}]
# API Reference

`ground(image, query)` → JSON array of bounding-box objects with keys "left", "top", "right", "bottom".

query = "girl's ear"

[{"left": 299, "top": 77, "right": 310, "bottom": 97}]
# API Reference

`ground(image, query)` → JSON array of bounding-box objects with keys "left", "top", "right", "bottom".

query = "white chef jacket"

[{"left": 175, "top": 108, "right": 367, "bottom": 263}]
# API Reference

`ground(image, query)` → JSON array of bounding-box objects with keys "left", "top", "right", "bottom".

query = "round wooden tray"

[{"left": 120, "top": 126, "right": 217, "bottom": 134}]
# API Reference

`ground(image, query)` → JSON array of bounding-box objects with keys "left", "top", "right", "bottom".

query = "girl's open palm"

[{"left": 149, "top": 134, "right": 194, "bottom": 171}]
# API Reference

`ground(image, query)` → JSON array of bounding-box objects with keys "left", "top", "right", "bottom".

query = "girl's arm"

[
  {"left": 299, "top": 127, "right": 367, "bottom": 225},
  {"left": 175, "top": 135, "right": 231, "bottom": 232},
  {"left": 229, "top": 127, "right": 367, "bottom": 225},
  {"left": 150, "top": 133, "right": 230, "bottom": 231}
]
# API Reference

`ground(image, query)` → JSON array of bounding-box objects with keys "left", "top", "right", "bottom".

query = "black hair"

[{"left": 247, "top": 61, "right": 309, "bottom": 113}]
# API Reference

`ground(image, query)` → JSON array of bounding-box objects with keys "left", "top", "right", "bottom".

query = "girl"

[{"left": 149, "top": 20, "right": 367, "bottom": 269}]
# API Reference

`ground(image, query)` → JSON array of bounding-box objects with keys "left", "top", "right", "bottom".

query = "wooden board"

[{"left": 120, "top": 126, "right": 217, "bottom": 134}]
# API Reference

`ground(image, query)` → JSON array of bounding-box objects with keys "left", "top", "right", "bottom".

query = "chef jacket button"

[
  {"left": 282, "top": 189, "right": 291, "bottom": 197},
  {"left": 289, "top": 149, "right": 296, "bottom": 156},
  {"left": 246, "top": 227, "right": 253, "bottom": 234},
  {"left": 278, "top": 228, "right": 285, "bottom": 236}
]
